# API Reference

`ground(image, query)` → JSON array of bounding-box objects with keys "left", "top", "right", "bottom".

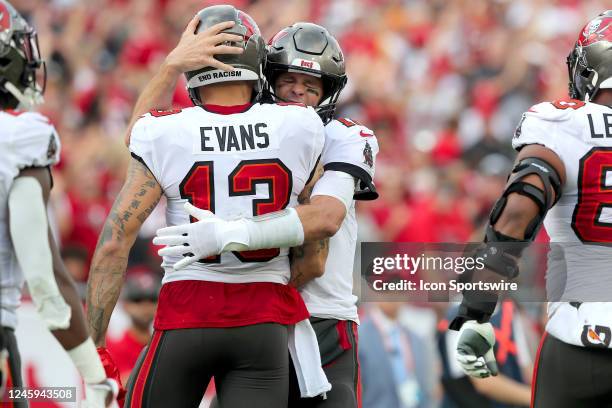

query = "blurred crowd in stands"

[{"left": 11, "top": 0, "right": 608, "bottom": 406}]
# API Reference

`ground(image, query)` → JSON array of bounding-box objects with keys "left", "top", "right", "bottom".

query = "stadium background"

[{"left": 8, "top": 0, "right": 609, "bottom": 406}]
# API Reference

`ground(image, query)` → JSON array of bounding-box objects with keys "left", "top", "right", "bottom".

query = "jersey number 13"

[{"left": 179, "top": 159, "right": 292, "bottom": 262}]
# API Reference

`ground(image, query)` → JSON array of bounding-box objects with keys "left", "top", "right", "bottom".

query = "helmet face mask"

[
  {"left": 265, "top": 23, "right": 347, "bottom": 124},
  {"left": 567, "top": 10, "right": 612, "bottom": 102},
  {"left": 0, "top": 0, "right": 45, "bottom": 109},
  {"left": 185, "top": 5, "right": 266, "bottom": 106}
]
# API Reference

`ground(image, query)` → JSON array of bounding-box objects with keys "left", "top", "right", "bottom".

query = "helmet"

[
  {"left": 266, "top": 22, "right": 347, "bottom": 123},
  {"left": 567, "top": 10, "right": 612, "bottom": 101},
  {"left": 0, "top": 0, "right": 45, "bottom": 109},
  {"left": 185, "top": 5, "right": 265, "bottom": 105}
]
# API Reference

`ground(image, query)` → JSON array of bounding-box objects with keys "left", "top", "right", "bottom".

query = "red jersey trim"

[
  {"left": 336, "top": 320, "right": 352, "bottom": 350},
  {"left": 530, "top": 331, "right": 548, "bottom": 408},
  {"left": 130, "top": 330, "right": 162, "bottom": 408},
  {"left": 200, "top": 103, "right": 253, "bottom": 115},
  {"left": 153, "top": 280, "right": 309, "bottom": 330},
  {"left": 3, "top": 109, "right": 24, "bottom": 116}
]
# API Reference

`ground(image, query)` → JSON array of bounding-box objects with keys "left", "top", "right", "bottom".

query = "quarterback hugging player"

[
  {"left": 146, "top": 20, "right": 379, "bottom": 408},
  {"left": 86, "top": 5, "right": 333, "bottom": 407},
  {"left": 0, "top": 1, "right": 117, "bottom": 407},
  {"left": 449, "top": 10, "right": 612, "bottom": 408},
  {"left": 265, "top": 23, "right": 378, "bottom": 408}
]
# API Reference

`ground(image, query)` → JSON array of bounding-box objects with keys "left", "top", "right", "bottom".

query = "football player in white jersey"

[
  {"left": 86, "top": 6, "right": 330, "bottom": 407},
  {"left": 0, "top": 1, "right": 117, "bottom": 406},
  {"left": 448, "top": 10, "right": 612, "bottom": 407},
  {"left": 265, "top": 23, "right": 378, "bottom": 408},
  {"left": 150, "top": 22, "right": 379, "bottom": 407}
]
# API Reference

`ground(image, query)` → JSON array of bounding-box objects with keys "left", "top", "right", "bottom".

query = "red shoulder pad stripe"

[
  {"left": 149, "top": 108, "right": 182, "bottom": 117},
  {"left": 337, "top": 117, "right": 363, "bottom": 128},
  {"left": 550, "top": 98, "right": 585, "bottom": 110}
]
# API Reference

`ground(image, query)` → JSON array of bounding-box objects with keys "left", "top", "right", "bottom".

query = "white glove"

[
  {"left": 84, "top": 378, "right": 119, "bottom": 408},
  {"left": 455, "top": 320, "right": 499, "bottom": 378},
  {"left": 153, "top": 202, "right": 249, "bottom": 270}
]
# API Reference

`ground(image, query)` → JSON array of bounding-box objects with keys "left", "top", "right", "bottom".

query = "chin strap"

[{"left": 3, "top": 81, "right": 43, "bottom": 110}]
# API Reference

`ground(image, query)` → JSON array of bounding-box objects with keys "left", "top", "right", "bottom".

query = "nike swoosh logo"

[{"left": 359, "top": 130, "right": 374, "bottom": 137}]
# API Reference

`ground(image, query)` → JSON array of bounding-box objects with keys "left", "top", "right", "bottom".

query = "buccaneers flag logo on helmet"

[
  {"left": 579, "top": 16, "right": 612, "bottom": 46},
  {"left": 0, "top": 3, "right": 10, "bottom": 32}
]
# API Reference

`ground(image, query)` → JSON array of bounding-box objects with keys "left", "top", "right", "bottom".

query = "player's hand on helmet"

[
  {"left": 164, "top": 16, "right": 244, "bottom": 74},
  {"left": 455, "top": 320, "right": 499, "bottom": 378},
  {"left": 154, "top": 202, "right": 236, "bottom": 270},
  {"left": 84, "top": 378, "right": 119, "bottom": 408}
]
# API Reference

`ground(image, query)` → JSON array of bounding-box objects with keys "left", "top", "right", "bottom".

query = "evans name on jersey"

[{"left": 199, "top": 123, "right": 269, "bottom": 152}]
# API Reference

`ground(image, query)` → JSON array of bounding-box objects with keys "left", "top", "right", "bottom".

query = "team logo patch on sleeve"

[
  {"left": 363, "top": 140, "right": 373, "bottom": 168},
  {"left": 46, "top": 134, "right": 57, "bottom": 159},
  {"left": 513, "top": 113, "right": 526, "bottom": 139}
]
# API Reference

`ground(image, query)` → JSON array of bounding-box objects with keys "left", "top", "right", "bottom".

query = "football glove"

[
  {"left": 153, "top": 202, "right": 249, "bottom": 270},
  {"left": 97, "top": 348, "right": 126, "bottom": 406},
  {"left": 455, "top": 320, "right": 499, "bottom": 378}
]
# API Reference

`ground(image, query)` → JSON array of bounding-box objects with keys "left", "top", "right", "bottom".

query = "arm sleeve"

[
  {"left": 311, "top": 170, "right": 356, "bottom": 212},
  {"left": 8, "top": 177, "right": 71, "bottom": 330}
]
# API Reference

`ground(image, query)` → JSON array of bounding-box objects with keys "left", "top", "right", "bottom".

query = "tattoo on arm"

[
  {"left": 298, "top": 164, "right": 324, "bottom": 205},
  {"left": 87, "top": 159, "right": 162, "bottom": 345},
  {"left": 289, "top": 270, "right": 305, "bottom": 287},
  {"left": 289, "top": 238, "right": 329, "bottom": 288},
  {"left": 290, "top": 245, "right": 306, "bottom": 261},
  {"left": 319, "top": 238, "right": 329, "bottom": 251},
  {"left": 298, "top": 185, "right": 314, "bottom": 205}
]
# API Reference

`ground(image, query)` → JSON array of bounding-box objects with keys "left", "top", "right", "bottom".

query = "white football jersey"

[
  {"left": 129, "top": 103, "right": 325, "bottom": 286},
  {"left": 0, "top": 110, "right": 60, "bottom": 329},
  {"left": 300, "top": 118, "right": 379, "bottom": 323},
  {"left": 512, "top": 99, "right": 612, "bottom": 348}
]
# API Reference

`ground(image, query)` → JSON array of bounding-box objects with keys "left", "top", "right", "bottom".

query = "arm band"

[
  {"left": 311, "top": 170, "right": 355, "bottom": 212},
  {"left": 67, "top": 337, "right": 106, "bottom": 384},
  {"left": 222, "top": 207, "right": 305, "bottom": 252}
]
